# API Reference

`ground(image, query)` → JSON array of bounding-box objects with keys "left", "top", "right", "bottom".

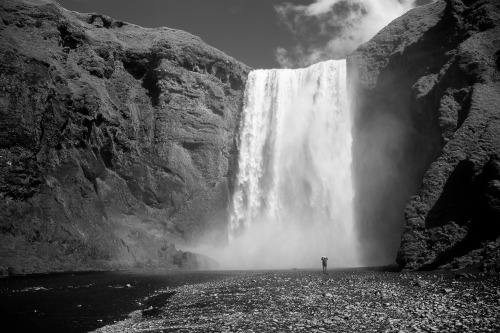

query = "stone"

[
  {"left": 0, "top": 0, "right": 250, "bottom": 274},
  {"left": 348, "top": 0, "right": 500, "bottom": 270}
]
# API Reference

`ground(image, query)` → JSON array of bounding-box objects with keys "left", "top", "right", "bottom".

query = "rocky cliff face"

[
  {"left": 349, "top": 0, "right": 500, "bottom": 270},
  {"left": 0, "top": 0, "right": 249, "bottom": 275}
]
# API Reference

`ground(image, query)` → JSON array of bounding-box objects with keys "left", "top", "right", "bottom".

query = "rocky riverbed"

[{"left": 94, "top": 269, "right": 500, "bottom": 332}]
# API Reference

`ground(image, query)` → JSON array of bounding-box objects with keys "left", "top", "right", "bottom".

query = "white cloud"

[
  {"left": 275, "top": 0, "right": 416, "bottom": 68},
  {"left": 275, "top": 47, "right": 294, "bottom": 68}
]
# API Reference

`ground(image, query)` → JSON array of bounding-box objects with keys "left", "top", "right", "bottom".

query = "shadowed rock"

[
  {"left": 0, "top": 0, "right": 249, "bottom": 274},
  {"left": 349, "top": 0, "right": 500, "bottom": 270}
]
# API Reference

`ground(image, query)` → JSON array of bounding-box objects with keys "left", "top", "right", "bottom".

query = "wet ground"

[
  {"left": 0, "top": 269, "right": 241, "bottom": 332},
  {"left": 93, "top": 269, "right": 500, "bottom": 333}
]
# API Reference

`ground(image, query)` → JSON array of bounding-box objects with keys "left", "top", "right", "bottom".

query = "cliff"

[
  {"left": 0, "top": 0, "right": 250, "bottom": 275},
  {"left": 349, "top": 0, "right": 500, "bottom": 270},
  {"left": 3, "top": 0, "right": 499, "bottom": 275}
]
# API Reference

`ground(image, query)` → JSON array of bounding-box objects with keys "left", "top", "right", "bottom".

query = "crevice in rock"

[
  {"left": 229, "top": 75, "right": 244, "bottom": 91},
  {"left": 122, "top": 54, "right": 148, "bottom": 80},
  {"left": 57, "top": 23, "right": 84, "bottom": 50},
  {"left": 89, "top": 14, "right": 111, "bottom": 28},
  {"left": 214, "top": 67, "right": 228, "bottom": 83},
  {"left": 181, "top": 141, "right": 204, "bottom": 150},
  {"left": 426, "top": 160, "right": 475, "bottom": 227},
  {"left": 120, "top": 239, "right": 135, "bottom": 259},
  {"left": 60, "top": 118, "right": 69, "bottom": 134},
  {"left": 37, "top": 94, "right": 54, "bottom": 154},
  {"left": 418, "top": 154, "right": 500, "bottom": 270},
  {"left": 455, "top": 88, "right": 472, "bottom": 130},
  {"left": 207, "top": 104, "right": 224, "bottom": 117},
  {"left": 141, "top": 56, "right": 162, "bottom": 106},
  {"left": 160, "top": 165, "right": 185, "bottom": 184},
  {"left": 82, "top": 118, "right": 93, "bottom": 141},
  {"left": 99, "top": 145, "right": 113, "bottom": 168},
  {"left": 82, "top": 114, "right": 102, "bottom": 141},
  {"left": 122, "top": 52, "right": 162, "bottom": 106}
]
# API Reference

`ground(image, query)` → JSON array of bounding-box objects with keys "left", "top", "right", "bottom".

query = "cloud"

[{"left": 274, "top": 0, "right": 416, "bottom": 68}]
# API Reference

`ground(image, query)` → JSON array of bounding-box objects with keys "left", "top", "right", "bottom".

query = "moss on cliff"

[
  {"left": 0, "top": 0, "right": 249, "bottom": 275},
  {"left": 349, "top": 0, "right": 500, "bottom": 270}
]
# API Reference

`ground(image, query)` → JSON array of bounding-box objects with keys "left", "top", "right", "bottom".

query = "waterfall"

[{"left": 226, "top": 60, "right": 359, "bottom": 268}]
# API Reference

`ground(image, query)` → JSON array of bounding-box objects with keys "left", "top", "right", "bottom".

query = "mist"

[
  {"left": 194, "top": 60, "right": 360, "bottom": 269},
  {"left": 274, "top": 0, "right": 417, "bottom": 68},
  {"left": 186, "top": 0, "right": 439, "bottom": 269}
]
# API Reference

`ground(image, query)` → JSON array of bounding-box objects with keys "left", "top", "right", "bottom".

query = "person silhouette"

[{"left": 321, "top": 256, "right": 328, "bottom": 273}]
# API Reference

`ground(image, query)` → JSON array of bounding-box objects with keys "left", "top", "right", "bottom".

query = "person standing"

[{"left": 321, "top": 256, "right": 328, "bottom": 273}]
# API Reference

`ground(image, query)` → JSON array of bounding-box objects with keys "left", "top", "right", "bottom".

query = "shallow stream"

[{"left": 0, "top": 269, "right": 240, "bottom": 332}]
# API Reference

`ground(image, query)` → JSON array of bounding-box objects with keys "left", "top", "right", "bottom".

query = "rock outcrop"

[
  {"left": 0, "top": 0, "right": 249, "bottom": 275},
  {"left": 3, "top": 0, "right": 499, "bottom": 275},
  {"left": 349, "top": 0, "right": 500, "bottom": 270}
]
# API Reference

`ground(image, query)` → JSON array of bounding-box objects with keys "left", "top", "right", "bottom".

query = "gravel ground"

[{"left": 94, "top": 269, "right": 500, "bottom": 332}]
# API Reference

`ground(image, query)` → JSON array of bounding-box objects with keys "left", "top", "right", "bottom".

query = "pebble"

[{"left": 92, "top": 270, "right": 500, "bottom": 333}]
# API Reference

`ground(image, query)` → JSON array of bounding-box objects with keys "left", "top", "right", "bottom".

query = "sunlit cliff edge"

[
  {"left": 1, "top": 0, "right": 499, "bottom": 275},
  {"left": 0, "top": 0, "right": 249, "bottom": 275}
]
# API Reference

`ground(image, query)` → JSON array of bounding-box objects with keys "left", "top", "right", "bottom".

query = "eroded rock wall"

[
  {"left": 349, "top": 0, "right": 500, "bottom": 270},
  {"left": 0, "top": 0, "right": 249, "bottom": 274}
]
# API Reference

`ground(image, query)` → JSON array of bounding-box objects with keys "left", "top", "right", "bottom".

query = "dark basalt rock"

[
  {"left": 0, "top": 0, "right": 250, "bottom": 274},
  {"left": 3, "top": 0, "right": 498, "bottom": 275},
  {"left": 349, "top": 0, "right": 500, "bottom": 270}
]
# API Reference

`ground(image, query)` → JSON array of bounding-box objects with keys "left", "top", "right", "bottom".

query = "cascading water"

[{"left": 219, "top": 60, "right": 358, "bottom": 269}]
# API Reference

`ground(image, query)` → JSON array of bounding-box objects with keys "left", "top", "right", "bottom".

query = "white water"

[{"left": 208, "top": 60, "right": 359, "bottom": 269}]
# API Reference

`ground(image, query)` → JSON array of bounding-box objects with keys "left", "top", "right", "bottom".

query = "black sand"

[{"left": 94, "top": 269, "right": 500, "bottom": 332}]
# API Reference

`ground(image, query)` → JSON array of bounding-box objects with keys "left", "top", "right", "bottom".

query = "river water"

[{"left": 0, "top": 270, "right": 240, "bottom": 332}]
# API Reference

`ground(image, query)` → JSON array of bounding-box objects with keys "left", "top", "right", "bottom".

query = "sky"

[{"left": 57, "top": 0, "right": 431, "bottom": 69}]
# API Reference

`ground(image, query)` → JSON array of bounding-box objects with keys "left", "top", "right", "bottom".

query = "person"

[{"left": 321, "top": 256, "right": 328, "bottom": 273}]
